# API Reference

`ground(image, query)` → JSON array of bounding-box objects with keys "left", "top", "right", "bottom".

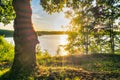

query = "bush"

[{"left": 0, "top": 36, "right": 14, "bottom": 62}]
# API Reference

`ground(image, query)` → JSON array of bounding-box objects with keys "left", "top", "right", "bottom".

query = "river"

[{"left": 5, "top": 35, "right": 68, "bottom": 56}]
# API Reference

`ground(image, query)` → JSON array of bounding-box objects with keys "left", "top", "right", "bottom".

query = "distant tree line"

[
  {"left": 37, "top": 31, "right": 70, "bottom": 35},
  {"left": 0, "top": 29, "right": 70, "bottom": 37},
  {"left": 0, "top": 29, "right": 13, "bottom": 37}
]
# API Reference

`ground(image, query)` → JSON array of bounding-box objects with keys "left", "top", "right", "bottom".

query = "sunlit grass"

[
  {"left": 0, "top": 68, "right": 10, "bottom": 77},
  {"left": 0, "top": 36, "right": 13, "bottom": 78},
  {"left": 0, "top": 36, "right": 14, "bottom": 62},
  {"left": 36, "top": 51, "right": 120, "bottom": 73},
  {"left": 36, "top": 65, "right": 120, "bottom": 80}
]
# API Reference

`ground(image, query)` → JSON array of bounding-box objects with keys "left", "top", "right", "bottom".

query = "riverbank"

[
  {"left": 0, "top": 29, "right": 69, "bottom": 37},
  {"left": 0, "top": 36, "right": 120, "bottom": 79}
]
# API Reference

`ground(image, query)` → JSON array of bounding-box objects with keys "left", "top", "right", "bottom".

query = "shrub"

[{"left": 0, "top": 36, "right": 14, "bottom": 62}]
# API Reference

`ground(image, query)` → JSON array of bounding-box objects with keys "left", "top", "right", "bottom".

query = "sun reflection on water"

[
  {"left": 60, "top": 35, "right": 68, "bottom": 45},
  {"left": 59, "top": 35, "right": 68, "bottom": 56}
]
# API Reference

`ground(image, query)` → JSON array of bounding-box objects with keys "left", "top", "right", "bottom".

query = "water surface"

[{"left": 5, "top": 35, "right": 68, "bottom": 55}]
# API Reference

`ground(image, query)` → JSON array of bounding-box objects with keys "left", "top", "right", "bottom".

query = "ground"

[{"left": 0, "top": 54, "right": 120, "bottom": 80}]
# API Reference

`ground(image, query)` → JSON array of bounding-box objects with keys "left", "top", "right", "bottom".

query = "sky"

[{"left": 0, "top": 0, "right": 70, "bottom": 31}]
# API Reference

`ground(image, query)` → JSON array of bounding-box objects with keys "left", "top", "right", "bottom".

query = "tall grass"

[{"left": 0, "top": 36, "right": 14, "bottom": 77}]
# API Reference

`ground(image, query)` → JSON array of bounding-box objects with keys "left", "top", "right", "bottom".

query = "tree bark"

[{"left": 9, "top": 0, "right": 39, "bottom": 79}]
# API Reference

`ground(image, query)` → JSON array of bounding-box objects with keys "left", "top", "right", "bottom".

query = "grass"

[
  {"left": 0, "top": 36, "right": 14, "bottom": 78},
  {"left": 0, "top": 36, "right": 14, "bottom": 62},
  {"left": 35, "top": 53, "right": 120, "bottom": 79},
  {"left": 35, "top": 66, "right": 120, "bottom": 80},
  {"left": 0, "top": 36, "right": 120, "bottom": 79},
  {"left": 37, "top": 53, "right": 120, "bottom": 73}
]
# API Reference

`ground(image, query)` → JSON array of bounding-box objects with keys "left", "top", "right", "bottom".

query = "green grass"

[
  {"left": 0, "top": 36, "right": 14, "bottom": 62},
  {"left": 0, "top": 36, "right": 14, "bottom": 78},
  {"left": 35, "top": 66, "right": 120, "bottom": 80},
  {"left": 36, "top": 53, "right": 120, "bottom": 73},
  {"left": 35, "top": 53, "right": 120, "bottom": 79},
  {"left": 0, "top": 68, "right": 10, "bottom": 76}
]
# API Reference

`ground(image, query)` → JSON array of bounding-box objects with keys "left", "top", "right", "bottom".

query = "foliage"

[
  {"left": 0, "top": 36, "right": 14, "bottom": 62},
  {"left": 0, "top": 0, "right": 15, "bottom": 25},
  {"left": 0, "top": 36, "right": 14, "bottom": 79},
  {"left": 94, "top": 0, "right": 120, "bottom": 22},
  {"left": 40, "top": 0, "right": 65, "bottom": 14},
  {"left": 41, "top": 0, "right": 120, "bottom": 54},
  {"left": 36, "top": 46, "right": 52, "bottom": 66}
]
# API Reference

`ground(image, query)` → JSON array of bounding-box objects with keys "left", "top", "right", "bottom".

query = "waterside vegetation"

[{"left": 0, "top": 36, "right": 120, "bottom": 80}]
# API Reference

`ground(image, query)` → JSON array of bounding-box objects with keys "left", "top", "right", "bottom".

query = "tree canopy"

[
  {"left": 1, "top": 0, "right": 120, "bottom": 26},
  {"left": 41, "top": 0, "right": 120, "bottom": 54},
  {"left": 0, "top": 0, "right": 15, "bottom": 25}
]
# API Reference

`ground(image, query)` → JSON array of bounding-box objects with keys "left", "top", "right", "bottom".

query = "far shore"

[{"left": 0, "top": 29, "right": 70, "bottom": 37}]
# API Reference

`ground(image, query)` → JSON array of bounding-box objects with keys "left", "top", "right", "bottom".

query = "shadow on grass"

[
  {"left": 0, "top": 71, "right": 10, "bottom": 80},
  {"left": 36, "top": 67, "right": 120, "bottom": 80}
]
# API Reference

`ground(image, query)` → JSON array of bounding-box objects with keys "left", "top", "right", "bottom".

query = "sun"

[
  {"left": 59, "top": 35, "right": 68, "bottom": 56},
  {"left": 60, "top": 47, "right": 68, "bottom": 56},
  {"left": 60, "top": 35, "right": 68, "bottom": 45}
]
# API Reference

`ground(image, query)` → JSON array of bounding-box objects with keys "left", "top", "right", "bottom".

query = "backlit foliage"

[
  {"left": 41, "top": 0, "right": 120, "bottom": 54},
  {"left": 0, "top": 0, "right": 15, "bottom": 25}
]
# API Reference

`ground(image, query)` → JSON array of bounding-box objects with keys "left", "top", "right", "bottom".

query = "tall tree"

[
  {"left": 93, "top": 0, "right": 120, "bottom": 54},
  {"left": 1, "top": 0, "right": 39, "bottom": 79}
]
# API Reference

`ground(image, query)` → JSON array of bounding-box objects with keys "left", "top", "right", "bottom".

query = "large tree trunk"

[{"left": 9, "top": 0, "right": 39, "bottom": 79}]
